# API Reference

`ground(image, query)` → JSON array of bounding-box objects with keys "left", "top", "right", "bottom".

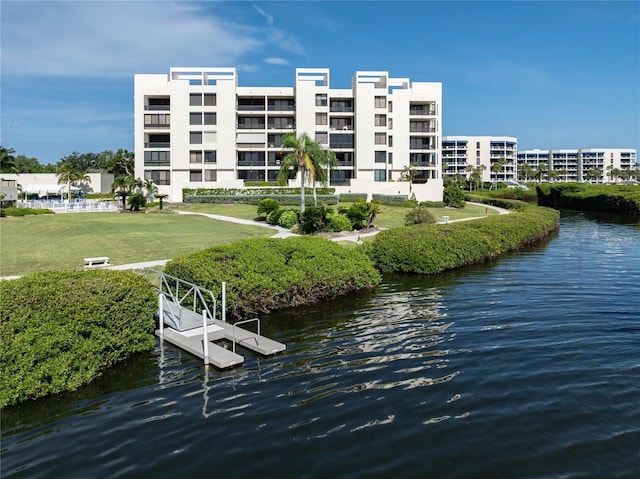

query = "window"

[
  {"left": 205, "top": 169, "right": 217, "bottom": 181},
  {"left": 316, "top": 113, "right": 327, "bottom": 125},
  {"left": 388, "top": 152, "right": 393, "bottom": 164},
  {"left": 388, "top": 118, "right": 393, "bottom": 130},
  {"left": 375, "top": 96, "right": 386, "bottom": 108},
  {"left": 388, "top": 101, "right": 393, "bottom": 113},
  {"left": 190, "top": 112, "right": 202, "bottom": 125},
  {"left": 204, "top": 150, "right": 217, "bottom": 163},
  {"left": 144, "top": 169, "right": 170, "bottom": 185},
  {"left": 374, "top": 169, "right": 386, "bottom": 182},
  {"left": 476, "top": 142, "right": 480, "bottom": 148},
  {"left": 190, "top": 170, "right": 203, "bottom": 182},
  {"left": 330, "top": 133, "right": 354, "bottom": 149},
  {"left": 144, "top": 114, "right": 170, "bottom": 127},
  {"left": 190, "top": 93, "right": 202, "bottom": 106},
  {"left": 204, "top": 93, "right": 216, "bottom": 106},
  {"left": 375, "top": 132, "right": 387, "bottom": 145},
  {"left": 190, "top": 132, "right": 202, "bottom": 144},
  {"left": 203, "top": 132, "right": 217, "bottom": 143},
  {"left": 204, "top": 112, "right": 216, "bottom": 125},
  {"left": 144, "top": 151, "right": 170, "bottom": 166},
  {"left": 388, "top": 136, "right": 393, "bottom": 147},
  {"left": 375, "top": 114, "right": 387, "bottom": 127},
  {"left": 190, "top": 150, "right": 202, "bottom": 163},
  {"left": 375, "top": 151, "right": 386, "bottom": 163},
  {"left": 315, "top": 131, "right": 328, "bottom": 144},
  {"left": 316, "top": 94, "right": 327, "bottom": 106}
]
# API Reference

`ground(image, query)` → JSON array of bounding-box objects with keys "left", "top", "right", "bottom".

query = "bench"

[{"left": 84, "top": 256, "right": 110, "bottom": 268}]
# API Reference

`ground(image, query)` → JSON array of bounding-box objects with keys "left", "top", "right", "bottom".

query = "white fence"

[{"left": 18, "top": 199, "right": 119, "bottom": 213}]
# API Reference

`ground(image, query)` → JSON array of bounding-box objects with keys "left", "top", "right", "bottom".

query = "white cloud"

[
  {"left": 264, "top": 57, "right": 289, "bottom": 66},
  {"left": 0, "top": 1, "right": 264, "bottom": 77}
]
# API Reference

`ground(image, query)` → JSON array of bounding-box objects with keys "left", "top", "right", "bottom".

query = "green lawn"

[
  {"left": 176, "top": 201, "right": 498, "bottom": 229},
  {"left": 0, "top": 212, "right": 272, "bottom": 276},
  {"left": 0, "top": 202, "right": 499, "bottom": 277}
]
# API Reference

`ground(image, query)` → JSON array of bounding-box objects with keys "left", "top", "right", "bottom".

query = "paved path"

[{"left": 0, "top": 203, "right": 508, "bottom": 279}]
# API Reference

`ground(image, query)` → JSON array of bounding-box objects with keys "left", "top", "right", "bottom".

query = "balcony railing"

[
  {"left": 267, "top": 105, "right": 295, "bottom": 111},
  {"left": 145, "top": 105, "right": 170, "bottom": 111},
  {"left": 237, "top": 124, "right": 266, "bottom": 130},
  {"left": 144, "top": 142, "right": 170, "bottom": 148},
  {"left": 330, "top": 106, "right": 354, "bottom": 113},
  {"left": 237, "top": 105, "right": 265, "bottom": 111},
  {"left": 409, "top": 127, "right": 436, "bottom": 133},
  {"left": 409, "top": 108, "right": 436, "bottom": 116},
  {"left": 144, "top": 123, "right": 170, "bottom": 129},
  {"left": 237, "top": 160, "right": 266, "bottom": 167},
  {"left": 267, "top": 123, "right": 295, "bottom": 130}
]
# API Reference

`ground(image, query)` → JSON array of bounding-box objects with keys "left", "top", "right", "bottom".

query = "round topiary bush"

[
  {"left": 266, "top": 209, "right": 282, "bottom": 225},
  {"left": 278, "top": 209, "right": 300, "bottom": 229},
  {"left": 404, "top": 205, "right": 436, "bottom": 225},
  {"left": 325, "top": 213, "right": 353, "bottom": 232}
]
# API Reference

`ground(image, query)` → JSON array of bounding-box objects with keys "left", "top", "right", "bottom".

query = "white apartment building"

[
  {"left": 517, "top": 148, "right": 638, "bottom": 183},
  {"left": 442, "top": 136, "right": 518, "bottom": 183},
  {"left": 134, "top": 68, "right": 443, "bottom": 202}
]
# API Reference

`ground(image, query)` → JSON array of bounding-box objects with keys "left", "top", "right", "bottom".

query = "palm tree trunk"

[
  {"left": 312, "top": 181, "right": 318, "bottom": 206},
  {"left": 300, "top": 170, "right": 306, "bottom": 212}
]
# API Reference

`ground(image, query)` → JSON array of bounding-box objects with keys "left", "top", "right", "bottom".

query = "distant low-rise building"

[
  {"left": 442, "top": 136, "right": 518, "bottom": 183},
  {"left": 517, "top": 148, "right": 638, "bottom": 183}
]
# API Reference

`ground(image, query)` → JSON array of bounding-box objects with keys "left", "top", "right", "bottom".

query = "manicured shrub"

[
  {"left": 257, "top": 198, "right": 280, "bottom": 218},
  {"left": 325, "top": 213, "right": 353, "bottom": 232},
  {"left": 300, "top": 205, "right": 332, "bottom": 234},
  {"left": 404, "top": 205, "right": 436, "bottom": 225},
  {"left": 339, "top": 202, "right": 368, "bottom": 229},
  {"left": 366, "top": 205, "right": 559, "bottom": 274},
  {"left": 0, "top": 207, "right": 54, "bottom": 217},
  {"left": 0, "top": 270, "right": 157, "bottom": 407},
  {"left": 128, "top": 193, "right": 147, "bottom": 211},
  {"left": 443, "top": 186, "right": 466, "bottom": 208},
  {"left": 164, "top": 237, "right": 381, "bottom": 319},
  {"left": 266, "top": 209, "right": 283, "bottom": 225},
  {"left": 278, "top": 209, "right": 300, "bottom": 229},
  {"left": 339, "top": 193, "right": 368, "bottom": 202}
]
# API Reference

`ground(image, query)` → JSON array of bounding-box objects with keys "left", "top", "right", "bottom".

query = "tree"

[
  {"left": 400, "top": 163, "right": 419, "bottom": 194},
  {"left": 277, "top": 133, "right": 331, "bottom": 213},
  {"left": 0, "top": 146, "right": 17, "bottom": 173},
  {"left": 490, "top": 157, "right": 507, "bottom": 189},
  {"left": 59, "top": 151, "right": 100, "bottom": 172},
  {"left": 56, "top": 161, "right": 90, "bottom": 202},
  {"left": 143, "top": 178, "right": 157, "bottom": 201},
  {"left": 534, "top": 164, "right": 548, "bottom": 183},
  {"left": 468, "top": 164, "right": 485, "bottom": 191},
  {"left": 585, "top": 168, "right": 602, "bottom": 183},
  {"left": 99, "top": 149, "right": 134, "bottom": 177},
  {"left": 112, "top": 174, "right": 140, "bottom": 211}
]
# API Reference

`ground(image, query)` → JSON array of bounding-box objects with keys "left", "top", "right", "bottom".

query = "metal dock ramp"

[{"left": 148, "top": 270, "right": 285, "bottom": 369}]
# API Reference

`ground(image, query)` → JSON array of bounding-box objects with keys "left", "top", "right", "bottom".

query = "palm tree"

[
  {"left": 143, "top": 178, "right": 158, "bottom": 201},
  {"left": 154, "top": 193, "right": 168, "bottom": 211},
  {"left": 111, "top": 174, "right": 138, "bottom": 211},
  {"left": 277, "top": 133, "right": 330, "bottom": 212},
  {"left": 1, "top": 146, "right": 17, "bottom": 173},
  {"left": 400, "top": 163, "right": 419, "bottom": 194},
  {"left": 56, "top": 162, "right": 90, "bottom": 202},
  {"left": 490, "top": 157, "right": 507, "bottom": 189}
]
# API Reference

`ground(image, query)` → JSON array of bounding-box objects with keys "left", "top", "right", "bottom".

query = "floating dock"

[{"left": 149, "top": 271, "right": 285, "bottom": 369}]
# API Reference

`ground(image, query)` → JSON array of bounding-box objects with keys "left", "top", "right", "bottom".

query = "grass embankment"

[
  {"left": 164, "top": 236, "right": 381, "bottom": 320},
  {"left": 366, "top": 204, "right": 559, "bottom": 274},
  {"left": 0, "top": 270, "right": 156, "bottom": 407},
  {"left": 0, "top": 212, "right": 272, "bottom": 276},
  {"left": 536, "top": 183, "right": 640, "bottom": 215}
]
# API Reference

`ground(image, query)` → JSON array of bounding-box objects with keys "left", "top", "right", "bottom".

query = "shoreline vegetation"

[{"left": 4, "top": 183, "right": 635, "bottom": 406}]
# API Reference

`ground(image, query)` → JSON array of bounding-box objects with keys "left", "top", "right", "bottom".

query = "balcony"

[
  {"left": 237, "top": 123, "right": 266, "bottom": 130},
  {"left": 144, "top": 142, "right": 170, "bottom": 148},
  {"left": 145, "top": 104, "right": 170, "bottom": 111},
  {"left": 409, "top": 107, "right": 436, "bottom": 116}
]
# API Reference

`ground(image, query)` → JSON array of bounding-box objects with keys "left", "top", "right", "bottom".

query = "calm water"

[{"left": 2, "top": 211, "right": 639, "bottom": 479}]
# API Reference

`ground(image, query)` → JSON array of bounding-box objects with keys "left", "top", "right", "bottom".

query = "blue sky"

[{"left": 1, "top": 0, "right": 639, "bottom": 164}]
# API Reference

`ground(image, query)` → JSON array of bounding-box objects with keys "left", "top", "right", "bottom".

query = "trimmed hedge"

[
  {"left": 366, "top": 205, "right": 559, "bottom": 274},
  {"left": 536, "top": 183, "right": 640, "bottom": 215},
  {"left": 0, "top": 270, "right": 157, "bottom": 407},
  {"left": 184, "top": 194, "right": 338, "bottom": 205},
  {"left": 1, "top": 207, "right": 55, "bottom": 217},
  {"left": 339, "top": 193, "right": 368, "bottom": 202},
  {"left": 164, "top": 237, "right": 381, "bottom": 320},
  {"left": 371, "top": 194, "right": 409, "bottom": 205}
]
